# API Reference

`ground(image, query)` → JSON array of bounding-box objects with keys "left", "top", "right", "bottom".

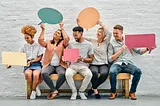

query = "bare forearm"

[
  {"left": 39, "top": 29, "right": 45, "bottom": 39},
  {"left": 111, "top": 49, "right": 122, "bottom": 61},
  {"left": 31, "top": 55, "right": 43, "bottom": 63},
  {"left": 83, "top": 58, "right": 93, "bottom": 63},
  {"left": 61, "top": 29, "right": 70, "bottom": 46},
  {"left": 140, "top": 48, "right": 149, "bottom": 54},
  {"left": 38, "top": 29, "right": 47, "bottom": 47}
]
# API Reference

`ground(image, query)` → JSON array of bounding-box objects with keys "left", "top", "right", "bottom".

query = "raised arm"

[
  {"left": 38, "top": 24, "right": 47, "bottom": 47},
  {"left": 97, "top": 21, "right": 112, "bottom": 44},
  {"left": 59, "top": 22, "right": 70, "bottom": 47}
]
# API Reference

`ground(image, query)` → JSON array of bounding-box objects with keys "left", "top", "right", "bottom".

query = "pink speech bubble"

[
  {"left": 125, "top": 34, "right": 156, "bottom": 53},
  {"left": 63, "top": 49, "right": 79, "bottom": 64}
]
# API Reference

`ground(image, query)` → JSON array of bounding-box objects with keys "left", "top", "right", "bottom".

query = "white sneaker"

[
  {"left": 70, "top": 92, "right": 77, "bottom": 100},
  {"left": 36, "top": 86, "right": 41, "bottom": 96},
  {"left": 79, "top": 91, "right": 87, "bottom": 100},
  {"left": 30, "top": 91, "right": 36, "bottom": 100}
]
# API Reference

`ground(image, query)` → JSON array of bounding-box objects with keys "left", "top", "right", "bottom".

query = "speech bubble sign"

[
  {"left": 63, "top": 49, "right": 79, "bottom": 64},
  {"left": 2, "top": 52, "right": 27, "bottom": 66},
  {"left": 38, "top": 7, "right": 63, "bottom": 25},
  {"left": 125, "top": 34, "right": 156, "bottom": 53},
  {"left": 77, "top": 7, "right": 100, "bottom": 30}
]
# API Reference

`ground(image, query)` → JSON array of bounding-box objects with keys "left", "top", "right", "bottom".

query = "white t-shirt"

[
  {"left": 50, "top": 51, "right": 60, "bottom": 66},
  {"left": 68, "top": 40, "right": 94, "bottom": 66},
  {"left": 20, "top": 42, "right": 43, "bottom": 60}
]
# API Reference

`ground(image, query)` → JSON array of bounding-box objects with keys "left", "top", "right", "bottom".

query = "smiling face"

[
  {"left": 97, "top": 28, "right": 105, "bottom": 40},
  {"left": 24, "top": 34, "right": 33, "bottom": 44},
  {"left": 113, "top": 29, "right": 123, "bottom": 41},
  {"left": 73, "top": 31, "right": 82, "bottom": 42},
  {"left": 72, "top": 26, "right": 84, "bottom": 42},
  {"left": 53, "top": 30, "right": 62, "bottom": 41},
  {"left": 113, "top": 25, "right": 123, "bottom": 41}
]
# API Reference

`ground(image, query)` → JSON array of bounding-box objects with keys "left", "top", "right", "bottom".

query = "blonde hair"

[{"left": 21, "top": 25, "right": 37, "bottom": 38}]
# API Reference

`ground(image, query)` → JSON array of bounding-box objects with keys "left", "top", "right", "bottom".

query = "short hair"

[
  {"left": 72, "top": 26, "right": 84, "bottom": 33},
  {"left": 114, "top": 25, "right": 123, "bottom": 31},
  {"left": 21, "top": 25, "right": 37, "bottom": 38},
  {"left": 98, "top": 27, "right": 104, "bottom": 31}
]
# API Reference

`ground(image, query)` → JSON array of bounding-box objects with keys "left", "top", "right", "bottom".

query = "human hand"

[
  {"left": 121, "top": 45, "right": 127, "bottom": 51},
  {"left": 59, "top": 22, "right": 64, "bottom": 29},
  {"left": 40, "top": 23, "right": 45, "bottom": 30},
  {"left": 6, "top": 65, "right": 12, "bottom": 69}
]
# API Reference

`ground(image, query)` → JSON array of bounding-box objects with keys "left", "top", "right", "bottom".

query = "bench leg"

[
  {"left": 122, "top": 79, "right": 125, "bottom": 96},
  {"left": 27, "top": 81, "right": 31, "bottom": 99},
  {"left": 124, "top": 79, "right": 129, "bottom": 98}
]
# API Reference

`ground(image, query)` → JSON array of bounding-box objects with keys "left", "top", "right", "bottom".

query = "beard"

[{"left": 75, "top": 38, "right": 80, "bottom": 42}]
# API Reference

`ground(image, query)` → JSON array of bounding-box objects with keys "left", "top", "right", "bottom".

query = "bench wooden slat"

[
  {"left": 50, "top": 73, "right": 131, "bottom": 80},
  {"left": 27, "top": 73, "right": 131, "bottom": 99}
]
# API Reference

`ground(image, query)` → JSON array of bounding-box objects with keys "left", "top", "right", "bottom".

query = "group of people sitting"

[{"left": 7, "top": 20, "right": 149, "bottom": 100}]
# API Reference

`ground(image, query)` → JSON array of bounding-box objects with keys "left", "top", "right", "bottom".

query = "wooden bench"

[{"left": 27, "top": 73, "right": 131, "bottom": 99}]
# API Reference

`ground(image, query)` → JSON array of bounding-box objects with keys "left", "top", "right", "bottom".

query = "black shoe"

[
  {"left": 88, "top": 89, "right": 94, "bottom": 96},
  {"left": 95, "top": 93, "right": 101, "bottom": 99}
]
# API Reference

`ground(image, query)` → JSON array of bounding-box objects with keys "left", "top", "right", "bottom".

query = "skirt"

[{"left": 23, "top": 61, "right": 42, "bottom": 73}]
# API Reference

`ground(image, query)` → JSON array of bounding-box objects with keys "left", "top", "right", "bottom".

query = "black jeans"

[
  {"left": 89, "top": 64, "right": 109, "bottom": 89},
  {"left": 42, "top": 65, "right": 66, "bottom": 92}
]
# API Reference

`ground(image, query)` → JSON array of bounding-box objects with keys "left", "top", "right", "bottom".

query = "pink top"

[{"left": 38, "top": 37, "right": 69, "bottom": 69}]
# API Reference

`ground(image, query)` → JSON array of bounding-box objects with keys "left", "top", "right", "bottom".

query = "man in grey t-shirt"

[{"left": 65, "top": 26, "right": 94, "bottom": 100}]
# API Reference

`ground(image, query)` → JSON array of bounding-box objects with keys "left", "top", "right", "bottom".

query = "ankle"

[{"left": 93, "top": 89, "right": 98, "bottom": 94}]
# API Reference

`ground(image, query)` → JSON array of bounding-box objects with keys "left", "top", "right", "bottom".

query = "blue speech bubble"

[{"left": 38, "top": 8, "right": 63, "bottom": 25}]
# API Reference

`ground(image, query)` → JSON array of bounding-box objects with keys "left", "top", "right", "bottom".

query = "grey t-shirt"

[
  {"left": 108, "top": 38, "right": 143, "bottom": 65},
  {"left": 68, "top": 40, "right": 94, "bottom": 66},
  {"left": 84, "top": 29, "right": 112, "bottom": 65}
]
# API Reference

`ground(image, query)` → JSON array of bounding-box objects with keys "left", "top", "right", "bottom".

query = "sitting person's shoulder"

[{"left": 84, "top": 40, "right": 93, "bottom": 45}]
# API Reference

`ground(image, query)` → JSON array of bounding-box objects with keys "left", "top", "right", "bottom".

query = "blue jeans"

[{"left": 109, "top": 63, "right": 142, "bottom": 93}]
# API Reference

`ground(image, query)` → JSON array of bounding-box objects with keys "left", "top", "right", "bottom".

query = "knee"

[
  {"left": 65, "top": 71, "right": 73, "bottom": 79},
  {"left": 85, "top": 71, "right": 93, "bottom": 79},
  {"left": 58, "top": 70, "right": 65, "bottom": 76},
  {"left": 134, "top": 68, "right": 142, "bottom": 76},
  {"left": 92, "top": 71, "right": 98, "bottom": 77},
  {"left": 100, "top": 72, "right": 108, "bottom": 77},
  {"left": 58, "top": 72, "right": 65, "bottom": 78},
  {"left": 42, "top": 71, "right": 49, "bottom": 77},
  {"left": 33, "top": 73, "right": 40, "bottom": 80},
  {"left": 109, "top": 70, "right": 117, "bottom": 75},
  {"left": 24, "top": 72, "right": 32, "bottom": 79}
]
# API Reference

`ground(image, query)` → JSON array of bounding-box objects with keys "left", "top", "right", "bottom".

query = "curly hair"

[{"left": 21, "top": 25, "right": 37, "bottom": 38}]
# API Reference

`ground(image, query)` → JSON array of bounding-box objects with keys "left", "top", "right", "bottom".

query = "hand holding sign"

[
  {"left": 63, "top": 49, "right": 79, "bottom": 64},
  {"left": 38, "top": 7, "right": 63, "bottom": 25},
  {"left": 77, "top": 7, "right": 100, "bottom": 30},
  {"left": 125, "top": 34, "right": 156, "bottom": 53}
]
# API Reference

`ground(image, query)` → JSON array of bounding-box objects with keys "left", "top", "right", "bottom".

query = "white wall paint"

[{"left": 0, "top": 0, "right": 160, "bottom": 96}]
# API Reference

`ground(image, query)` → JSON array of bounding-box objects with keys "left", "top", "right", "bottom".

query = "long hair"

[{"left": 51, "top": 29, "right": 64, "bottom": 46}]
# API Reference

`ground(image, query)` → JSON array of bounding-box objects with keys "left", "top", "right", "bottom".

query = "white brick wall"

[{"left": 0, "top": 0, "right": 160, "bottom": 97}]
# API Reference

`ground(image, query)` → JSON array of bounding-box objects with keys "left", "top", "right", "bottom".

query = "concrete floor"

[{"left": 0, "top": 95, "right": 160, "bottom": 106}]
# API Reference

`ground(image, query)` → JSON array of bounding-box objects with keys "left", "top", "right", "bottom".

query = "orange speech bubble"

[{"left": 77, "top": 7, "right": 100, "bottom": 30}]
